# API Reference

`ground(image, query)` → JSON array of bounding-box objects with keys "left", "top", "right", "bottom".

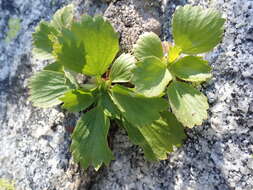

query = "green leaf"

[
  {"left": 123, "top": 112, "right": 186, "bottom": 161},
  {"left": 57, "top": 31, "right": 86, "bottom": 74},
  {"left": 32, "top": 21, "right": 58, "bottom": 60},
  {"left": 131, "top": 56, "right": 172, "bottom": 97},
  {"left": 44, "top": 62, "right": 63, "bottom": 72},
  {"left": 167, "top": 81, "right": 209, "bottom": 128},
  {"left": 109, "top": 53, "right": 136, "bottom": 83},
  {"left": 110, "top": 85, "right": 168, "bottom": 126},
  {"left": 168, "top": 45, "right": 181, "bottom": 63},
  {"left": 160, "top": 111, "right": 187, "bottom": 146},
  {"left": 81, "top": 83, "right": 97, "bottom": 91},
  {"left": 71, "top": 15, "right": 119, "bottom": 76},
  {"left": 59, "top": 90, "right": 94, "bottom": 112},
  {"left": 64, "top": 69, "right": 79, "bottom": 88},
  {"left": 100, "top": 91, "right": 121, "bottom": 118},
  {"left": 133, "top": 32, "right": 163, "bottom": 60},
  {"left": 71, "top": 107, "right": 114, "bottom": 170},
  {"left": 28, "top": 70, "right": 73, "bottom": 108},
  {"left": 170, "top": 56, "right": 212, "bottom": 82},
  {"left": 51, "top": 4, "right": 74, "bottom": 32},
  {"left": 172, "top": 5, "right": 225, "bottom": 54}
]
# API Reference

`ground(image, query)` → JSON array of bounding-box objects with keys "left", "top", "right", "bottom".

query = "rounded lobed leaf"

[
  {"left": 51, "top": 4, "right": 74, "bottom": 32},
  {"left": 28, "top": 70, "right": 73, "bottom": 108},
  {"left": 172, "top": 5, "right": 225, "bottom": 54},
  {"left": 133, "top": 32, "right": 163, "bottom": 60},
  {"left": 32, "top": 21, "right": 58, "bottom": 60},
  {"left": 57, "top": 30, "right": 87, "bottom": 74},
  {"left": 32, "top": 5, "right": 74, "bottom": 60},
  {"left": 131, "top": 56, "right": 172, "bottom": 97},
  {"left": 71, "top": 107, "right": 114, "bottom": 170},
  {"left": 170, "top": 56, "right": 212, "bottom": 82},
  {"left": 123, "top": 111, "right": 186, "bottom": 161},
  {"left": 109, "top": 53, "right": 136, "bottom": 83},
  {"left": 167, "top": 81, "right": 209, "bottom": 128},
  {"left": 71, "top": 15, "right": 119, "bottom": 76}
]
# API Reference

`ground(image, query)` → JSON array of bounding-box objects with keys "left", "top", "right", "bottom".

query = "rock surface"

[
  {"left": 0, "top": 0, "right": 253, "bottom": 190},
  {"left": 104, "top": 0, "right": 162, "bottom": 51}
]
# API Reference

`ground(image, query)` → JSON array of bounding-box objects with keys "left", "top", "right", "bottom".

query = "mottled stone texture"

[
  {"left": 0, "top": 0, "right": 252, "bottom": 190},
  {"left": 104, "top": 0, "right": 162, "bottom": 52}
]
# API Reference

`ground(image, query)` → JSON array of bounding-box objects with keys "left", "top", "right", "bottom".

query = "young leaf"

[
  {"left": 32, "top": 21, "right": 58, "bottom": 60},
  {"left": 123, "top": 112, "right": 186, "bottom": 161},
  {"left": 71, "top": 15, "right": 119, "bottom": 76},
  {"left": 51, "top": 4, "right": 74, "bottom": 32},
  {"left": 172, "top": 5, "right": 225, "bottom": 54},
  {"left": 71, "top": 107, "right": 114, "bottom": 170},
  {"left": 167, "top": 81, "right": 209, "bottom": 128},
  {"left": 168, "top": 45, "right": 181, "bottom": 63},
  {"left": 28, "top": 70, "right": 73, "bottom": 108},
  {"left": 110, "top": 85, "right": 168, "bottom": 126},
  {"left": 133, "top": 32, "right": 163, "bottom": 60},
  {"left": 109, "top": 53, "right": 136, "bottom": 83},
  {"left": 59, "top": 90, "right": 94, "bottom": 112},
  {"left": 131, "top": 56, "right": 172, "bottom": 97},
  {"left": 170, "top": 56, "right": 212, "bottom": 82}
]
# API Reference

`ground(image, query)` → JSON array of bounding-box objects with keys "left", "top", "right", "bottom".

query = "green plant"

[{"left": 29, "top": 4, "right": 225, "bottom": 170}]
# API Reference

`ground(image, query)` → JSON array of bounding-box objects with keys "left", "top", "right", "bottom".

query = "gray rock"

[
  {"left": 0, "top": 0, "right": 253, "bottom": 190},
  {"left": 104, "top": 0, "right": 162, "bottom": 52},
  {"left": 0, "top": 0, "right": 101, "bottom": 189},
  {"left": 90, "top": 0, "right": 253, "bottom": 190}
]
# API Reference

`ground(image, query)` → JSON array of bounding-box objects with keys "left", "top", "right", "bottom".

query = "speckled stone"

[
  {"left": 0, "top": 0, "right": 252, "bottom": 190},
  {"left": 0, "top": 0, "right": 98, "bottom": 189},
  {"left": 104, "top": 0, "right": 162, "bottom": 52},
  {"left": 90, "top": 0, "right": 253, "bottom": 190}
]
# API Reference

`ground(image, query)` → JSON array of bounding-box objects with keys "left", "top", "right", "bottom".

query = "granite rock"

[
  {"left": 90, "top": 0, "right": 253, "bottom": 190},
  {"left": 0, "top": 0, "right": 101, "bottom": 189},
  {"left": 0, "top": 0, "right": 252, "bottom": 190},
  {"left": 104, "top": 0, "right": 162, "bottom": 52}
]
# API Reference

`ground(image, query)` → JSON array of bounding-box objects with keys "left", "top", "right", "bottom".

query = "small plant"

[{"left": 29, "top": 4, "right": 225, "bottom": 170}]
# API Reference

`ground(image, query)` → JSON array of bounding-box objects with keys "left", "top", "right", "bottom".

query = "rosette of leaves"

[
  {"left": 28, "top": 4, "right": 224, "bottom": 170},
  {"left": 132, "top": 5, "right": 225, "bottom": 128}
]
